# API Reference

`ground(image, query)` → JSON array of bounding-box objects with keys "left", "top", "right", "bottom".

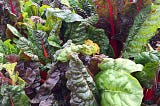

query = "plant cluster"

[{"left": 0, "top": 0, "right": 160, "bottom": 106}]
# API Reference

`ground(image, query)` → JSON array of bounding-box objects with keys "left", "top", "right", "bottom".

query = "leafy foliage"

[
  {"left": 14, "top": 60, "right": 41, "bottom": 99},
  {"left": 66, "top": 53, "right": 98, "bottom": 106},
  {"left": 31, "top": 62, "right": 69, "bottom": 105},
  {"left": 95, "top": 69, "right": 143, "bottom": 106},
  {"left": 56, "top": 40, "right": 100, "bottom": 62},
  {"left": 132, "top": 51, "right": 160, "bottom": 88},
  {"left": 1, "top": 62, "right": 25, "bottom": 86},
  {"left": 122, "top": 4, "right": 160, "bottom": 58},
  {"left": 99, "top": 58, "right": 143, "bottom": 73},
  {"left": 0, "top": 85, "right": 29, "bottom": 106},
  {"left": 1, "top": 0, "right": 160, "bottom": 106},
  {"left": 0, "top": 0, "right": 18, "bottom": 40},
  {"left": 63, "top": 15, "right": 110, "bottom": 55},
  {"left": 17, "top": 37, "right": 39, "bottom": 60}
]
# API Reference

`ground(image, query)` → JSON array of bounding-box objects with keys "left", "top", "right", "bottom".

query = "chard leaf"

[
  {"left": 66, "top": 53, "right": 98, "bottom": 106},
  {"left": 2, "top": 62, "right": 25, "bottom": 86},
  {"left": 39, "top": 5, "right": 51, "bottom": 16},
  {"left": 132, "top": 51, "right": 160, "bottom": 88},
  {"left": 17, "top": 37, "right": 38, "bottom": 60},
  {"left": 61, "top": 0, "right": 70, "bottom": 7},
  {"left": 134, "top": 51, "right": 160, "bottom": 65},
  {"left": 122, "top": 5, "right": 160, "bottom": 58},
  {"left": 133, "top": 62, "right": 159, "bottom": 88},
  {"left": 3, "top": 39, "right": 19, "bottom": 55},
  {"left": 99, "top": 58, "right": 143, "bottom": 73},
  {"left": 0, "top": 85, "right": 29, "bottom": 106},
  {"left": 46, "top": 8, "right": 84, "bottom": 22},
  {"left": 0, "top": 53, "right": 3, "bottom": 63},
  {"left": 56, "top": 40, "right": 100, "bottom": 62},
  {"left": 22, "top": 1, "right": 39, "bottom": 17},
  {"left": 7, "top": 24, "right": 22, "bottom": 38},
  {"left": 95, "top": 70, "right": 143, "bottom": 106},
  {"left": 48, "top": 35, "right": 61, "bottom": 48},
  {"left": 63, "top": 15, "right": 111, "bottom": 56}
]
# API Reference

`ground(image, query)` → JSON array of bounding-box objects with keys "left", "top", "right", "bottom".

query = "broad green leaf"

[
  {"left": 46, "top": 8, "right": 84, "bottom": 22},
  {"left": 95, "top": 70, "right": 143, "bottom": 106},
  {"left": 7, "top": 24, "right": 22, "bottom": 38},
  {"left": 99, "top": 58, "right": 143, "bottom": 73}
]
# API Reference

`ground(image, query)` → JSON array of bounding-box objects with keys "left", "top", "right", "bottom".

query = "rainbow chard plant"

[{"left": 0, "top": 0, "right": 160, "bottom": 106}]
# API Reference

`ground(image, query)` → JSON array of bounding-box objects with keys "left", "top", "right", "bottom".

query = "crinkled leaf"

[
  {"left": 61, "top": 0, "right": 70, "bottom": 7},
  {"left": 143, "top": 62, "right": 159, "bottom": 79},
  {"left": 0, "top": 85, "right": 29, "bottom": 106},
  {"left": 99, "top": 58, "right": 143, "bottom": 73},
  {"left": 66, "top": 53, "right": 98, "bottom": 106},
  {"left": 14, "top": 61, "right": 41, "bottom": 99},
  {"left": 57, "top": 40, "right": 100, "bottom": 62},
  {"left": 122, "top": 5, "right": 160, "bottom": 58},
  {"left": 134, "top": 51, "right": 160, "bottom": 65},
  {"left": 17, "top": 37, "right": 38, "bottom": 60},
  {"left": 132, "top": 71, "right": 153, "bottom": 89},
  {"left": 63, "top": 15, "right": 110, "bottom": 56},
  {"left": 95, "top": 70, "right": 143, "bottom": 106},
  {"left": 0, "top": 53, "right": 4, "bottom": 63}
]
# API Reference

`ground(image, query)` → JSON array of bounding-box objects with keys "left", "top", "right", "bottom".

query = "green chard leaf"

[
  {"left": 46, "top": 8, "right": 84, "bottom": 23},
  {"left": 66, "top": 53, "right": 98, "bottom": 106},
  {"left": 7, "top": 24, "right": 22, "bottom": 38},
  {"left": 95, "top": 70, "right": 143, "bottom": 106},
  {"left": 17, "top": 37, "right": 38, "bottom": 60},
  {"left": 0, "top": 85, "right": 29, "bottom": 106},
  {"left": 99, "top": 58, "right": 143, "bottom": 73},
  {"left": 134, "top": 51, "right": 160, "bottom": 65},
  {"left": 132, "top": 51, "right": 160, "bottom": 88},
  {"left": 122, "top": 5, "right": 160, "bottom": 58},
  {"left": 3, "top": 39, "right": 19, "bottom": 55}
]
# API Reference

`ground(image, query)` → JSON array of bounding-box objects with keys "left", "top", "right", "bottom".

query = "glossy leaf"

[
  {"left": 46, "top": 8, "right": 84, "bottom": 23},
  {"left": 95, "top": 70, "right": 143, "bottom": 106},
  {"left": 99, "top": 58, "right": 143, "bottom": 73},
  {"left": 7, "top": 24, "right": 22, "bottom": 38}
]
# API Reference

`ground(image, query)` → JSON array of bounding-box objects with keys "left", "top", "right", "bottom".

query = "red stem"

[
  {"left": 10, "top": 0, "right": 16, "bottom": 14},
  {"left": 137, "top": 0, "right": 143, "bottom": 12},
  {"left": 41, "top": 40, "right": 49, "bottom": 58},
  {"left": 106, "top": 0, "right": 118, "bottom": 58}
]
